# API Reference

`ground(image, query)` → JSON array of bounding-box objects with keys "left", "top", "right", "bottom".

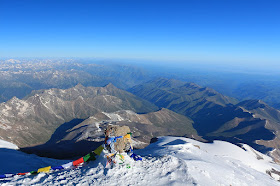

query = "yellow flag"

[
  {"left": 123, "top": 134, "right": 131, "bottom": 139},
  {"left": 124, "top": 133, "right": 133, "bottom": 150},
  {"left": 94, "top": 145, "right": 104, "bottom": 155},
  {"left": 38, "top": 166, "right": 51, "bottom": 173}
]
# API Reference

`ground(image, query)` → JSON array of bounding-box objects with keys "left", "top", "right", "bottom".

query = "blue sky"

[{"left": 0, "top": 0, "right": 279, "bottom": 67}]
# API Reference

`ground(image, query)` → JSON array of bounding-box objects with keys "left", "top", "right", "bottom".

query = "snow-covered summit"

[{"left": 1, "top": 137, "right": 280, "bottom": 185}]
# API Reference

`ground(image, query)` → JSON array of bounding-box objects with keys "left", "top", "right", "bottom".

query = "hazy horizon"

[
  {"left": 1, "top": 0, "right": 279, "bottom": 71},
  {"left": 1, "top": 56, "right": 279, "bottom": 75}
]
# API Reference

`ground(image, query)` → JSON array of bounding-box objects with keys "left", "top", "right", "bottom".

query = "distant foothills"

[
  {"left": 1, "top": 58, "right": 280, "bottom": 163},
  {"left": 1, "top": 58, "right": 280, "bottom": 109}
]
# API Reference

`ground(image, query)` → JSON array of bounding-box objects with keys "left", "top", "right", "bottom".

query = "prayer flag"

[
  {"left": 38, "top": 166, "right": 51, "bottom": 173},
  {"left": 51, "top": 166, "right": 64, "bottom": 170},
  {"left": 94, "top": 145, "right": 104, "bottom": 155},
  {"left": 73, "top": 157, "right": 84, "bottom": 166},
  {"left": 83, "top": 152, "right": 96, "bottom": 162},
  {"left": 61, "top": 162, "right": 73, "bottom": 169}
]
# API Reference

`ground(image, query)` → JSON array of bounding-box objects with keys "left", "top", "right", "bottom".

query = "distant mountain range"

[
  {"left": 2, "top": 59, "right": 280, "bottom": 111},
  {"left": 129, "top": 78, "right": 280, "bottom": 162},
  {"left": 1, "top": 63, "right": 280, "bottom": 163},
  {"left": 0, "top": 59, "right": 151, "bottom": 103}
]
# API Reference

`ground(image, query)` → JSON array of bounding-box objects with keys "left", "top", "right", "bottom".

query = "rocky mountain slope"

[
  {"left": 129, "top": 78, "right": 280, "bottom": 161},
  {"left": 0, "top": 84, "right": 158, "bottom": 147},
  {"left": 129, "top": 78, "right": 238, "bottom": 117},
  {"left": 21, "top": 109, "right": 199, "bottom": 159},
  {"left": 236, "top": 100, "right": 280, "bottom": 162},
  {"left": 2, "top": 76, "right": 280, "bottom": 163}
]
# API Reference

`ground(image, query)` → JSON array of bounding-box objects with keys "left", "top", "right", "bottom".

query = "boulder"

[{"left": 104, "top": 125, "right": 132, "bottom": 153}]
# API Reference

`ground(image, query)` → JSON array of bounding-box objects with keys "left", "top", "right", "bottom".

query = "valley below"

[{"left": 1, "top": 59, "right": 280, "bottom": 185}]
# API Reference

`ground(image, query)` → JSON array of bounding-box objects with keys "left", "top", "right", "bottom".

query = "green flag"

[{"left": 83, "top": 152, "right": 96, "bottom": 162}]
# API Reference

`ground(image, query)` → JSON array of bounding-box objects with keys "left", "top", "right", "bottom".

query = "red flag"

[
  {"left": 73, "top": 157, "right": 84, "bottom": 166},
  {"left": 17, "top": 172, "right": 28, "bottom": 175}
]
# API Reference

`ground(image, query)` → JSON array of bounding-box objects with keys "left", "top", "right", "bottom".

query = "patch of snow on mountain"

[
  {"left": 0, "top": 123, "right": 12, "bottom": 130},
  {"left": 0, "top": 139, "right": 18, "bottom": 150},
  {"left": 1, "top": 105, "right": 12, "bottom": 117},
  {"left": 123, "top": 110, "right": 136, "bottom": 115},
  {"left": 94, "top": 122, "right": 102, "bottom": 132},
  {"left": 132, "top": 139, "right": 148, "bottom": 147},
  {"left": 102, "top": 112, "right": 124, "bottom": 121},
  {"left": 101, "top": 95, "right": 122, "bottom": 105},
  {"left": 17, "top": 101, "right": 30, "bottom": 116}
]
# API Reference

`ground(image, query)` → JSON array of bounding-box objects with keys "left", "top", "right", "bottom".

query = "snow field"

[{"left": 1, "top": 137, "right": 280, "bottom": 185}]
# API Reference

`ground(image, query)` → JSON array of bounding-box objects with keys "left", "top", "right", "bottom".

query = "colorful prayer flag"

[
  {"left": 93, "top": 145, "right": 104, "bottom": 155},
  {"left": 73, "top": 157, "right": 84, "bottom": 166},
  {"left": 5, "top": 174, "right": 14, "bottom": 178},
  {"left": 51, "top": 166, "right": 64, "bottom": 170},
  {"left": 38, "top": 166, "right": 51, "bottom": 173},
  {"left": 83, "top": 152, "right": 96, "bottom": 162},
  {"left": 61, "top": 162, "right": 73, "bottom": 169},
  {"left": 30, "top": 171, "right": 38, "bottom": 175},
  {"left": 123, "top": 134, "right": 131, "bottom": 139},
  {"left": 0, "top": 175, "right": 6, "bottom": 179},
  {"left": 17, "top": 172, "right": 28, "bottom": 175}
]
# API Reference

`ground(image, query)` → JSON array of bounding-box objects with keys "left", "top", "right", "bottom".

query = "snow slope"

[
  {"left": 1, "top": 137, "right": 280, "bottom": 185},
  {"left": 0, "top": 140, "right": 67, "bottom": 176},
  {"left": 0, "top": 139, "right": 18, "bottom": 149}
]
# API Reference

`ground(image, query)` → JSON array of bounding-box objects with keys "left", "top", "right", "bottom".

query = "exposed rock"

[
  {"left": 0, "top": 84, "right": 158, "bottom": 147},
  {"left": 105, "top": 125, "right": 131, "bottom": 153},
  {"left": 20, "top": 109, "right": 200, "bottom": 159}
]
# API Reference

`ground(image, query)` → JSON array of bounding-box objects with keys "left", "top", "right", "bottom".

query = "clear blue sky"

[{"left": 0, "top": 0, "right": 279, "bottom": 67}]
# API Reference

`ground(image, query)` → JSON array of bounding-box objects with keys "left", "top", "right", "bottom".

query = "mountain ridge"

[
  {"left": 129, "top": 78, "right": 280, "bottom": 162},
  {"left": 21, "top": 108, "right": 199, "bottom": 159},
  {"left": 0, "top": 84, "right": 158, "bottom": 147}
]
